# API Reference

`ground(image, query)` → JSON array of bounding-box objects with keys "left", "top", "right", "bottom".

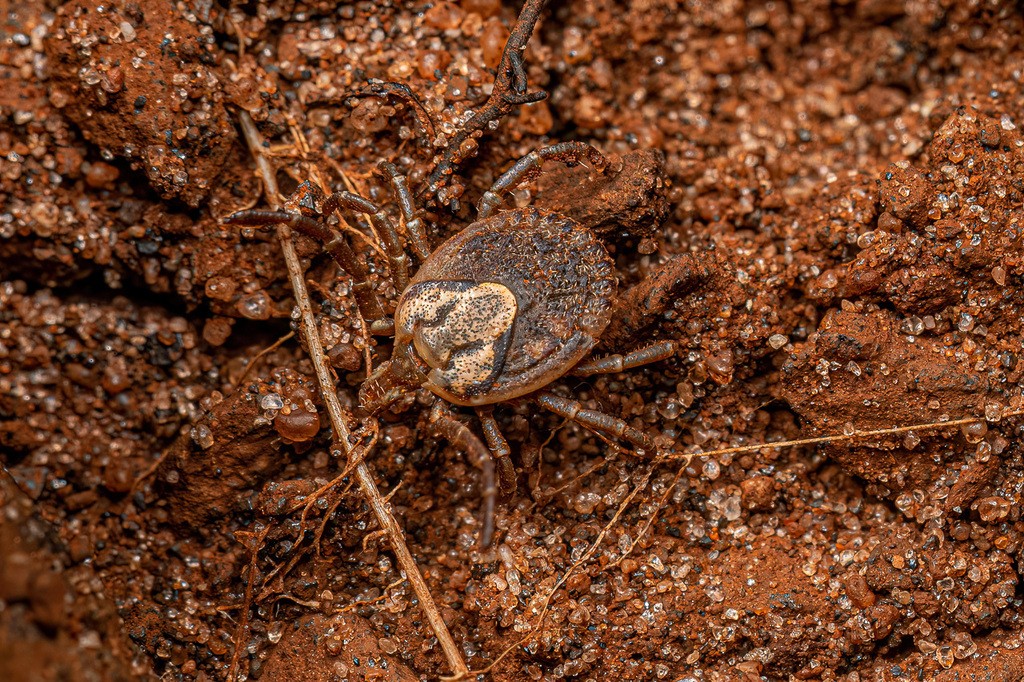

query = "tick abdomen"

[{"left": 401, "top": 207, "right": 616, "bottom": 405}]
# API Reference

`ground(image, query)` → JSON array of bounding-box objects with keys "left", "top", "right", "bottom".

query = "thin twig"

[
  {"left": 663, "top": 408, "right": 1024, "bottom": 462},
  {"left": 235, "top": 111, "right": 469, "bottom": 677},
  {"left": 235, "top": 331, "right": 294, "bottom": 388},
  {"left": 308, "top": 80, "right": 437, "bottom": 140},
  {"left": 611, "top": 460, "right": 689, "bottom": 567},
  {"left": 287, "top": 121, "right": 388, "bottom": 259},
  {"left": 303, "top": 141, "right": 377, "bottom": 390},
  {"left": 226, "top": 524, "right": 271, "bottom": 682},
  {"left": 451, "top": 403, "right": 1024, "bottom": 677},
  {"left": 334, "top": 578, "right": 407, "bottom": 615}
]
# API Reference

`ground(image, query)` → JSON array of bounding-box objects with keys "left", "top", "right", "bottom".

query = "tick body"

[{"left": 361, "top": 207, "right": 615, "bottom": 411}]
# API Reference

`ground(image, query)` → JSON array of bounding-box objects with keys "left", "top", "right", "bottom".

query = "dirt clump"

[{"left": 46, "top": 0, "right": 237, "bottom": 206}]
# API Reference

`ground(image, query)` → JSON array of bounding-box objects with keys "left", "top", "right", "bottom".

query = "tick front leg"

[
  {"left": 420, "top": 0, "right": 549, "bottom": 203},
  {"left": 571, "top": 340, "right": 678, "bottom": 377},
  {"left": 324, "top": 191, "right": 411, "bottom": 292},
  {"left": 429, "top": 402, "right": 497, "bottom": 547},
  {"left": 536, "top": 392, "right": 656, "bottom": 456},
  {"left": 378, "top": 161, "right": 431, "bottom": 260},
  {"left": 223, "top": 208, "right": 387, "bottom": 323}
]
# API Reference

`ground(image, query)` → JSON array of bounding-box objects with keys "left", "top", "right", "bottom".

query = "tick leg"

[
  {"left": 307, "top": 81, "right": 436, "bottom": 143},
  {"left": 429, "top": 402, "right": 497, "bottom": 547},
  {"left": 223, "top": 208, "right": 387, "bottom": 322},
  {"left": 571, "top": 340, "right": 678, "bottom": 377},
  {"left": 378, "top": 161, "right": 431, "bottom": 260},
  {"left": 421, "top": 0, "right": 549, "bottom": 203},
  {"left": 536, "top": 391, "right": 656, "bottom": 456},
  {"left": 602, "top": 254, "right": 713, "bottom": 351},
  {"left": 324, "top": 191, "right": 411, "bottom": 292},
  {"left": 477, "top": 141, "right": 609, "bottom": 219},
  {"left": 476, "top": 406, "right": 517, "bottom": 497},
  {"left": 348, "top": 81, "right": 437, "bottom": 140}
]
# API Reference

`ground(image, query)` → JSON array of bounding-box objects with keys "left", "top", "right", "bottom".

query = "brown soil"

[{"left": 3, "top": 1, "right": 1024, "bottom": 680}]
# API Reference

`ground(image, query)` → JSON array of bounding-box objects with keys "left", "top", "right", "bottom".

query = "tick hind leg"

[
  {"left": 553, "top": 341, "right": 676, "bottom": 454},
  {"left": 536, "top": 392, "right": 656, "bottom": 456},
  {"left": 477, "top": 141, "right": 610, "bottom": 219},
  {"left": 429, "top": 402, "right": 498, "bottom": 547},
  {"left": 476, "top": 406, "right": 518, "bottom": 497},
  {"left": 571, "top": 340, "right": 678, "bottom": 377}
]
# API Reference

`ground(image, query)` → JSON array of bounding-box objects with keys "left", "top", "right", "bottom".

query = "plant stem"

[{"left": 236, "top": 110, "right": 469, "bottom": 678}]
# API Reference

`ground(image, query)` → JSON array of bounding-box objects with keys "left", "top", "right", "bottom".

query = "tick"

[{"left": 225, "top": 141, "right": 676, "bottom": 546}]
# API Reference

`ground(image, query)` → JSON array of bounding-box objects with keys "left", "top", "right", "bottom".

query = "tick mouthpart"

[{"left": 358, "top": 344, "right": 427, "bottom": 414}]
